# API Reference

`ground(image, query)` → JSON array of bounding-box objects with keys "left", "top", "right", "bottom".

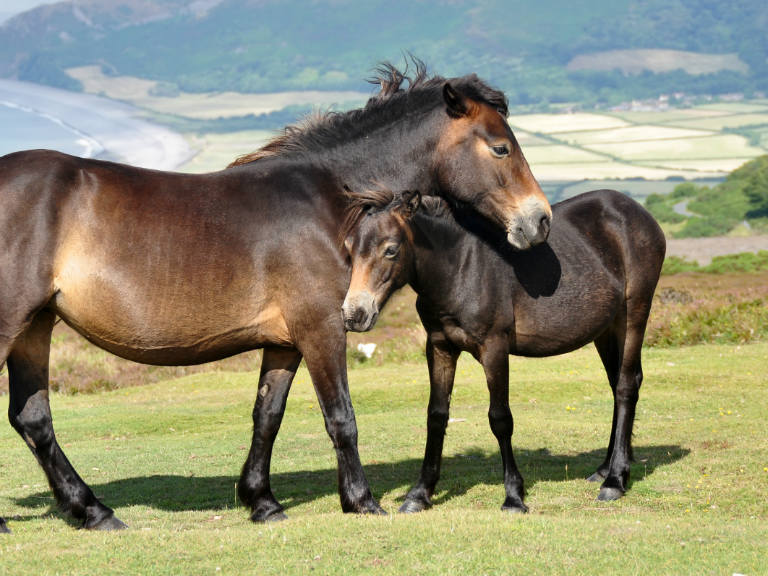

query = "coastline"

[{"left": 0, "top": 79, "right": 193, "bottom": 170}]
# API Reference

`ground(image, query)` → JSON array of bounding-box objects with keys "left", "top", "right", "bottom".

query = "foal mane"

[
  {"left": 228, "top": 58, "right": 509, "bottom": 168},
  {"left": 339, "top": 186, "right": 398, "bottom": 246}
]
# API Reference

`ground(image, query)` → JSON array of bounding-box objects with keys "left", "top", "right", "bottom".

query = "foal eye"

[
  {"left": 490, "top": 144, "right": 510, "bottom": 158},
  {"left": 384, "top": 244, "right": 400, "bottom": 259}
]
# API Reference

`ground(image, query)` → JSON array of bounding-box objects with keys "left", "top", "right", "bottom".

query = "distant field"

[
  {"left": 513, "top": 101, "right": 768, "bottom": 182},
  {"left": 182, "top": 130, "right": 273, "bottom": 173},
  {"left": 663, "top": 113, "right": 768, "bottom": 131},
  {"left": 508, "top": 113, "right": 629, "bottom": 133},
  {"left": 566, "top": 49, "right": 748, "bottom": 76},
  {"left": 607, "top": 109, "right": 729, "bottom": 123},
  {"left": 67, "top": 65, "right": 369, "bottom": 119},
  {"left": 521, "top": 144, "right": 608, "bottom": 165},
  {"left": 587, "top": 134, "right": 765, "bottom": 161},
  {"left": 562, "top": 125, "right": 712, "bottom": 145}
]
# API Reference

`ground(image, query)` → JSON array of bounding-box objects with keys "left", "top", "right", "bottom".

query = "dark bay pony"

[
  {"left": 0, "top": 64, "right": 551, "bottom": 532},
  {"left": 342, "top": 189, "right": 665, "bottom": 512}
]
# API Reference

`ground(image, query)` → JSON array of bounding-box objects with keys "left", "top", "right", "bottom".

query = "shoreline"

[{"left": 0, "top": 79, "right": 193, "bottom": 170}]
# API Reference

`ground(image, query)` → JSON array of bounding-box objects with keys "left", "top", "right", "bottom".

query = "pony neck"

[
  {"left": 317, "top": 112, "right": 444, "bottom": 194},
  {"left": 408, "top": 205, "right": 510, "bottom": 295}
]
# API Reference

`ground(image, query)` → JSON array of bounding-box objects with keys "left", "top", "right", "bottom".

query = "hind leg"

[
  {"left": 7, "top": 310, "right": 125, "bottom": 530},
  {"left": 238, "top": 347, "right": 302, "bottom": 523},
  {"left": 590, "top": 330, "right": 621, "bottom": 483}
]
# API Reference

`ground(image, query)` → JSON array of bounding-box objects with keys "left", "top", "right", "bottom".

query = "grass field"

[
  {"left": 0, "top": 341, "right": 765, "bottom": 575},
  {"left": 508, "top": 101, "right": 768, "bottom": 182}
]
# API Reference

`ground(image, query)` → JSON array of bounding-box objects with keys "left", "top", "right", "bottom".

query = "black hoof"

[
  {"left": 501, "top": 497, "right": 528, "bottom": 514},
  {"left": 86, "top": 514, "right": 128, "bottom": 531},
  {"left": 258, "top": 510, "right": 288, "bottom": 524},
  {"left": 587, "top": 470, "right": 607, "bottom": 483},
  {"left": 0, "top": 518, "right": 10, "bottom": 534},
  {"left": 399, "top": 498, "right": 430, "bottom": 514},
  {"left": 250, "top": 501, "right": 287, "bottom": 523},
  {"left": 597, "top": 486, "right": 625, "bottom": 501},
  {"left": 358, "top": 501, "right": 387, "bottom": 516}
]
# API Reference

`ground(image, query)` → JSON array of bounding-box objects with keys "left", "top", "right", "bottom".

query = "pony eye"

[
  {"left": 490, "top": 144, "right": 510, "bottom": 158},
  {"left": 384, "top": 244, "right": 400, "bottom": 259}
]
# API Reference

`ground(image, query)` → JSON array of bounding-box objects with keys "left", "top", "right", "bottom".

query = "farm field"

[
  {"left": 67, "top": 66, "right": 368, "bottom": 120},
  {"left": 0, "top": 342, "right": 765, "bottom": 575},
  {"left": 508, "top": 101, "right": 768, "bottom": 182}
]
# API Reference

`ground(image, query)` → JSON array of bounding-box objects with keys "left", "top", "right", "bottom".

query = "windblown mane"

[{"left": 228, "top": 58, "right": 509, "bottom": 168}]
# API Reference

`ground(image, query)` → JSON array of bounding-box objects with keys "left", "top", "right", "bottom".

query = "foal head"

[{"left": 341, "top": 189, "right": 419, "bottom": 332}]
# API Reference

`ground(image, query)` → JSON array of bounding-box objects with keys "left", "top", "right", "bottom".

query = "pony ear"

[
  {"left": 443, "top": 82, "right": 469, "bottom": 118},
  {"left": 397, "top": 190, "right": 421, "bottom": 219}
]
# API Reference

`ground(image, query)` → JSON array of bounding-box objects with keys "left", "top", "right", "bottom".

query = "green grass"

[{"left": 1, "top": 343, "right": 766, "bottom": 574}]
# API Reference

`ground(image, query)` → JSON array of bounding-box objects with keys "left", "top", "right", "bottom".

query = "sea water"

[{"left": 0, "top": 101, "right": 99, "bottom": 157}]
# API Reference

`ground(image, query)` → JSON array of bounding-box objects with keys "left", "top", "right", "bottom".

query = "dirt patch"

[{"left": 666, "top": 235, "right": 768, "bottom": 265}]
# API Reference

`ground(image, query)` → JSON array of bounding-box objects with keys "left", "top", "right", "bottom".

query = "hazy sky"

[
  {"left": 4, "top": 0, "right": 57, "bottom": 12},
  {"left": 0, "top": 0, "right": 55, "bottom": 23}
]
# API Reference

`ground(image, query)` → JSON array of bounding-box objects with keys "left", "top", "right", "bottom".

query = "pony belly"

[
  {"left": 510, "top": 301, "right": 619, "bottom": 357},
  {"left": 51, "top": 278, "right": 292, "bottom": 366}
]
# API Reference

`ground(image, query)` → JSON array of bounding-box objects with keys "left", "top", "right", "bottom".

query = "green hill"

[
  {"left": 646, "top": 155, "right": 768, "bottom": 237},
  {"left": 1, "top": 0, "right": 767, "bottom": 106}
]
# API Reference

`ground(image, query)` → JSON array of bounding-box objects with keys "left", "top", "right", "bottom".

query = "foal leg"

[
  {"left": 7, "top": 310, "right": 126, "bottom": 529},
  {"left": 238, "top": 347, "right": 302, "bottom": 523},
  {"left": 480, "top": 337, "right": 526, "bottom": 513},
  {"left": 593, "top": 319, "right": 646, "bottom": 501},
  {"left": 302, "top": 337, "right": 383, "bottom": 515},
  {"left": 400, "top": 337, "right": 459, "bottom": 513}
]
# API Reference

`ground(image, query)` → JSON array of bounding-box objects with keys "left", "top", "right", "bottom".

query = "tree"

[{"left": 744, "top": 156, "right": 768, "bottom": 217}]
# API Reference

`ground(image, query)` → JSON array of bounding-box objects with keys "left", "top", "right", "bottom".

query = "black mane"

[{"left": 229, "top": 60, "right": 509, "bottom": 167}]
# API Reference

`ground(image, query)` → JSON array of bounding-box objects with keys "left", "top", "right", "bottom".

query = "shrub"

[
  {"left": 647, "top": 299, "right": 768, "bottom": 347},
  {"left": 661, "top": 256, "right": 700, "bottom": 275}
]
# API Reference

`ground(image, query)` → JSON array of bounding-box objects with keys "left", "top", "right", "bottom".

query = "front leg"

[
  {"left": 239, "top": 347, "right": 302, "bottom": 522},
  {"left": 301, "top": 335, "right": 384, "bottom": 515},
  {"left": 400, "top": 336, "right": 459, "bottom": 513},
  {"left": 480, "top": 335, "right": 527, "bottom": 513}
]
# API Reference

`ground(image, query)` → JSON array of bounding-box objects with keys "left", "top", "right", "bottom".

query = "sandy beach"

[{"left": 0, "top": 78, "right": 192, "bottom": 170}]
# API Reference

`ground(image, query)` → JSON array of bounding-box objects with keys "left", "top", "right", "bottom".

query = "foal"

[{"left": 342, "top": 189, "right": 665, "bottom": 512}]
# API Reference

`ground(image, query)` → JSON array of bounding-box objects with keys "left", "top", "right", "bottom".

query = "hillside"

[
  {"left": 1, "top": 0, "right": 767, "bottom": 107},
  {"left": 645, "top": 154, "right": 768, "bottom": 237}
]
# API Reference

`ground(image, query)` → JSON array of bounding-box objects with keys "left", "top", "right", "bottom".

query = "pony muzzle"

[
  {"left": 506, "top": 198, "right": 552, "bottom": 250},
  {"left": 342, "top": 291, "right": 380, "bottom": 332}
]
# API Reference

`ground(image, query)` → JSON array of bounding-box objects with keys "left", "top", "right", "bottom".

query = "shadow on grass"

[{"left": 11, "top": 444, "right": 688, "bottom": 522}]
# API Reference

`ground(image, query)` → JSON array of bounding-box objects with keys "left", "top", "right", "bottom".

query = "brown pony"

[
  {"left": 342, "top": 188, "right": 664, "bottom": 512},
  {"left": 0, "top": 63, "right": 549, "bottom": 532}
]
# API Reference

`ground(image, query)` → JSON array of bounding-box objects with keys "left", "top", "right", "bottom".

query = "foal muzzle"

[{"left": 342, "top": 291, "right": 380, "bottom": 332}]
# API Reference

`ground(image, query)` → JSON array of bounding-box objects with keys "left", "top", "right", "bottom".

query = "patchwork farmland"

[{"left": 508, "top": 102, "right": 768, "bottom": 201}]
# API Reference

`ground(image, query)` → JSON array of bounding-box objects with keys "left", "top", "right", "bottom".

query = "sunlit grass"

[{"left": 1, "top": 343, "right": 766, "bottom": 574}]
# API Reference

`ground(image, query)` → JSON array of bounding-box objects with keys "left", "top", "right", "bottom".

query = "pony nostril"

[{"left": 540, "top": 213, "right": 551, "bottom": 234}]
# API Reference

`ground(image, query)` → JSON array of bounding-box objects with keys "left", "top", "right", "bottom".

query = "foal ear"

[
  {"left": 443, "top": 83, "right": 469, "bottom": 118},
  {"left": 398, "top": 190, "right": 421, "bottom": 220}
]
